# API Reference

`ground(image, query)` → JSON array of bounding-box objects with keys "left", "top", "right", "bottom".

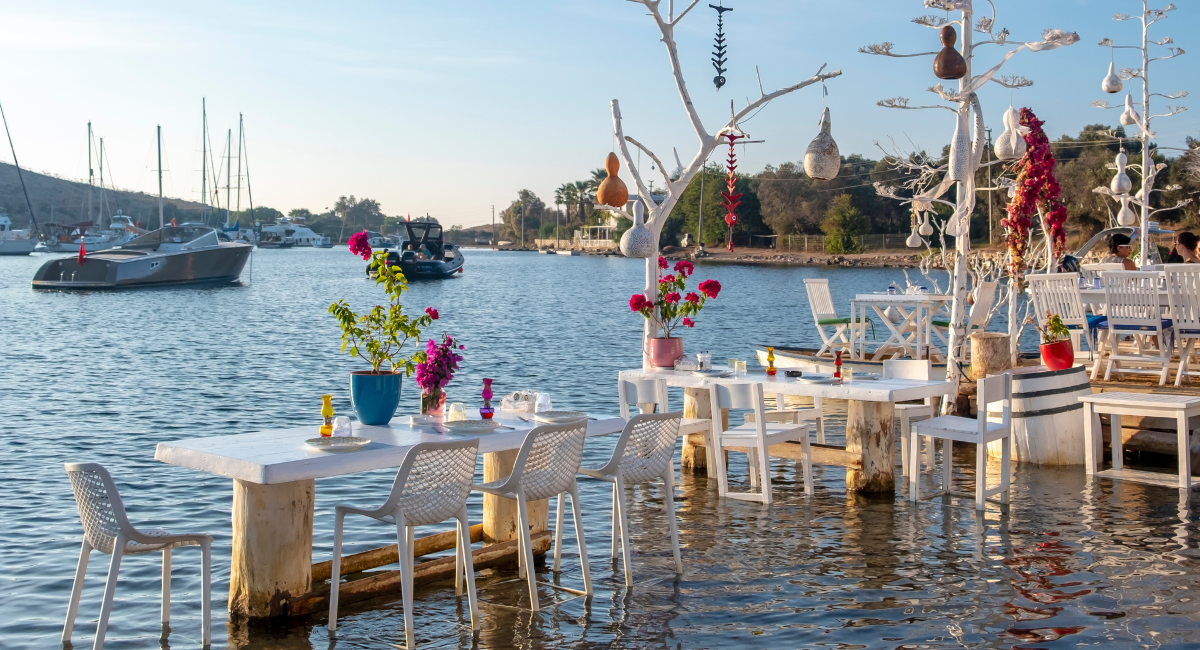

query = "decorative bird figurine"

[
  {"left": 597, "top": 152, "right": 629, "bottom": 208},
  {"left": 994, "top": 106, "right": 1027, "bottom": 161},
  {"left": 1101, "top": 61, "right": 1123, "bottom": 94},
  {"left": 803, "top": 107, "right": 840, "bottom": 180},
  {"left": 933, "top": 25, "right": 967, "bottom": 80}
]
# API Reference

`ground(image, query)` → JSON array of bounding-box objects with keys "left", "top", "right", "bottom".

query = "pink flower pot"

[
  {"left": 1040, "top": 340, "right": 1074, "bottom": 371},
  {"left": 647, "top": 336, "right": 683, "bottom": 368}
]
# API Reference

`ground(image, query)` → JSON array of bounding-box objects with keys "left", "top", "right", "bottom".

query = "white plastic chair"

[
  {"left": 805, "top": 278, "right": 866, "bottom": 358},
  {"left": 708, "top": 382, "right": 812, "bottom": 504},
  {"left": 1027, "top": 273, "right": 1108, "bottom": 376},
  {"left": 472, "top": 422, "right": 592, "bottom": 611},
  {"left": 578, "top": 412, "right": 683, "bottom": 586},
  {"left": 328, "top": 439, "right": 479, "bottom": 646},
  {"left": 63, "top": 463, "right": 212, "bottom": 650},
  {"left": 884, "top": 359, "right": 939, "bottom": 478},
  {"left": 619, "top": 376, "right": 714, "bottom": 461},
  {"left": 1103, "top": 270, "right": 1174, "bottom": 385},
  {"left": 1165, "top": 264, "right": 1200, "bottom": 386},
  {"left": 908, "top": 373, "right": 1012, "bottom": 510}
]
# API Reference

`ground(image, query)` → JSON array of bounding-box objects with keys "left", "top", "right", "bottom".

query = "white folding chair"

[
  {"left": 328, "top": 439, "right": 479, "bottom": 646},
  {"left": 884, "top": 359, "right": 941, "bottom": 478},
  {"left": 805, "top": 278, "right": 867, "bottom": 358},
  {"left": 1166, "top": 264, "right": 1200, "bottom": 386},
  {"left": 471, "top": 422, "right": 592, "bottom": 611},
  {"left": 708, "top": 382, "right": 812, "bottom": 504},
  {"left": 1103, "top": 270, "right": 1174, "bottom": 385},
  {"left": 62, "top": 463, "right": 212, "bottom": 650},
  {"left": 1027, "top": 273, "right": 1108, "bottom": 376},
  {"left": 932, "top": 281, "right": 997, "bottom": 358},
  {"left": 578, "top": 412, "right": 683, "bottom": 586},
  {"left": 908, "top": 373, "right": 1013, "bottom": 510}
]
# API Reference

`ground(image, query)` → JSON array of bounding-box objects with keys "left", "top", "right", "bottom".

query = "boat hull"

[
  {"left": 32, "top": 244, "right": 252, "bottom": 289},
  {"left": 398, "top": 253, "right": 464, "bottom": 279},
  {"left": 0, "top": 238, "right": 38, "bottom": 255}
]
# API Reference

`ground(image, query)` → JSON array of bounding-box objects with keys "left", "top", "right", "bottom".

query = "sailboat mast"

[
  {"left": 201, "top": 98, "right": 207, "bottom": 221},
  {"left": 157, "top": 125, "right": 164, "bottom": 230},
  {"left": 236, "top": 114, "right": 242, "bottom": 212},
  {"left": 98, "top": 137, "right": 105, "bottom": 227},
  {"left": 225, "top": 129, "right": 232, "bottom": 227},
  {"left": 87, "top": 122, "right": 93, "bottom": 226}
]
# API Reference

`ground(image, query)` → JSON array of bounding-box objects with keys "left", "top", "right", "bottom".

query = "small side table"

[{"left": 1080, "top": 391, "right": 1200, "bottom": 492}]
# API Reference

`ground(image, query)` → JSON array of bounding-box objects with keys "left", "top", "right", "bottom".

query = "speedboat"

[
  {"left": 0, "top": 213, "right": 38, "bottom": 255},
  {"left": 32, "top": 223, "right": 251, "bottom": 289},
  {"left": 368, "top": 222, "right": 463, "bottom": 279},
  {"left": 260, "top": 217, "right": 326, "bottom": 247}
]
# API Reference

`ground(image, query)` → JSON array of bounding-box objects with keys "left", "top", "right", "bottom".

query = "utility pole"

[
  {"left": 986, "top": 127, "right": 993, "bottom": 245},
  {"left": 697, "top": 169, "right": 705, "bottom": 251},
  {"left": 491, "top": 205, "right": 495, "bottom": 246}
]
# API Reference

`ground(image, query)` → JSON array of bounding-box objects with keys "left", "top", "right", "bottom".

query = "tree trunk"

[{"left": 968, "top": 332, "right": 1012, "bottom": 380}]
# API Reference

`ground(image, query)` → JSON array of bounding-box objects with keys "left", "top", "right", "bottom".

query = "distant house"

[{"left": 582, "top": 193, "right": 666, "bottom": 241}]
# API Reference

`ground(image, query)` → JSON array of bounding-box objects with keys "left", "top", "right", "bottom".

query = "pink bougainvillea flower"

[
  {"left": 682, "top": 317, "right": 695, "bottom": 328},
  {"left": 665, "top": 292, "right": 681, "bottom": 304},
  {"left": 684, "top": 292, "right": 700, "bottom": 304},
  {"left": 425, "top": 307, "right": 439, "bottom": 320},
  {"left": 660, "top": 274, "right": 675, "bottom": 285},
  {"left": 658, "top": 256, "right": 669, "bottom": 270},
  {"left": 674, "top": 260, "right": 694, "bottom": 277},
  {"left": 629, "top": 294, "right": 651, "bottom": 312},
  {"left": 698, "top": 279, "right": 721, "bottom": 299},
  {"left": 348, "top": 230, "right": 372, "bottom": 260}
]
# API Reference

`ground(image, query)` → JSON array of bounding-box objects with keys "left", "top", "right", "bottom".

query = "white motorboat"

[
  {"left": 260, "top": 217, "right": 327, "bottom": 247},
  {"left": 0, "top": 213, "right": 38, "bottom": 255}
]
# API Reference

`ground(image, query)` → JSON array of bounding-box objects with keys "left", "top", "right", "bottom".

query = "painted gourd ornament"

[
  {"left": 1110, "top": 152, "right": 1132, "bottom": 194},
  {"left": 919, "top": 211, "right": 934, "bottom": 236},
  {"left": 1101, "top": 61, "right": 1123, "bottom": 94},
  {"left": 597, "top": 152, "right": 629, "bottom": 208},
  {"left": 803, "top": 107, "right": 840, "bottom": 180},
  {"left": 1120, "top": 94, "right": 1140, "bottom": 127},
  {"left": 1117, "top": 196, "right": 1137, "bottom": 226},
  {"left": 906, "top": 210, "right": 922, "bottom": 247},
  {"left": 933, "top": 25, "right": 967, "bottom": 80},
  {"left": 620, "top": 200, "right": 656, "bottom": 258},
  {"left": 994, "top": 106, "right": 1027, "bottom": 161}
]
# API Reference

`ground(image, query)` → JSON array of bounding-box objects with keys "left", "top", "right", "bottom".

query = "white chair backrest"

[
  {"left": 1164, "top": 264, "right": 1200, "bottom": 330},
  {"left": 618, "top": 377, "right": 668, "bottom": 419},
  {"left": 1081, "top": 262, "right": 1123, "bottom": 285},
  {"left": 804, "top": 278, "right": 837, "bottom": 320},
  {"left": 1103, "top": 271, "right": 1162, "bottom": 327},
  {"left": 514, "top": 422, "right": 588, "bottom": 501},
  {"left": 968, "top": 281, "right": 998, "bottom": 328},
  {"left": 883, "top": 359, "right": 932, "bottom": 380},
  {"left": 64, "top": 462, "right": 135, "bottom": 554},
  {"left": 977, "top": 373, "right": 1012, "bottom": 430},
  {"left": 1027, "top": 273, "right": 1087, "bottom": 330},
  {"left": 384, "top": 439, "right": 479, "bottom": 527},
  {"left": 711, "top": 382, "right": 762, "bottom": 411},
  {"left": 614, "top": 413, "right": 682, "bottom": 483}
]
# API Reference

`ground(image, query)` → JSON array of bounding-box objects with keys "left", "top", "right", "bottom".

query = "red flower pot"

[
  {"left": 1040, "top": 339, "right": 1074, "bottom": 371},
  {"left": 647, "top": 337, "right": 684, "bottom": 368}
]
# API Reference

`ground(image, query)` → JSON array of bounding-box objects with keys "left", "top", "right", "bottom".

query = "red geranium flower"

[
  {"left": 682, "top": 317, "right": 695, "bottom": 328},
  {"left": 658, "top": 256, "right": 668, "bottom": 270},
  {"left": 665, "top": 292, "right": 681, "bottom": 304},
  {"left": 629, "top": 294, "right": 651, "bottom": 312},
  {"left": 348, "top": 231, "right": 372, "bottom": 260},
  {"left": 684, "top": 292, "right": 700, "bottom": 304},
  {"left": 674, "top": 260, "right": 694, "bottom": 277},
  {"left": 425, "top": 307, "right": 439, "bottom": 320},
  {"left": 698, "top": 279, "right": 721, "bottom": 299},
  {"left": 660, "top": 274, "right": 675, "bottom": 285}
]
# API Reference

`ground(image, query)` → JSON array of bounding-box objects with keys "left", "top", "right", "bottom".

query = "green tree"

[{"left": 821, "top": 194, "right": 869, "bottom": 253}]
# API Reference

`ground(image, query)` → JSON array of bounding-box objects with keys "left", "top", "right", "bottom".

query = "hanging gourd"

[
  {"left": 597, "top": 152, "right": 629, "bottom": 208},
  {"left": 1116, "top": 196, "right": 1137, "bottom": 226},
  {"left": 994, "top": 106, "right": 1027, "bottom": 161},
  {"left": 803, "top": 107, "right": 840, "bottom": 180},
  {"left": 933, "top": 25, "right": 967, "bottom": 80},
  {"left": 1101, "top": 61, "right": 1123, "bottom": 94},
  {"left": 711, "top": 4, "right": 732, "bottom": 90},
  {"left": 919, "top": 210, "right": 934, "bottom": 236},
  {"left": 721, "top": 132, "right": 743, "bottom": 251},
  {"left": 619, "top": 200, "right": 657, "bottom": 258},
  {"left": 1110, "top": 151, "right": 1133, "bottom": 194},
  {"left": 906, "top": 209, "right": 922, "bottom": 247},
  {"left": 1120, "top": 94, "right": 1141, "bottom": 126}
]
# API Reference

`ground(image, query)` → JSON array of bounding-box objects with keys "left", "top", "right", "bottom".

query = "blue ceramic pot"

[{"left": 350, "top": 371, "right": 402, "bottom": 425}]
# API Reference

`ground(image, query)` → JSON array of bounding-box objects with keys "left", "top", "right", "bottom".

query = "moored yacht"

[
  {"left": 0, "top": 213, "right": 38, "bottom": 255},
  {"left": 259, "top": 217, "right": 328, "bottom": 247}
]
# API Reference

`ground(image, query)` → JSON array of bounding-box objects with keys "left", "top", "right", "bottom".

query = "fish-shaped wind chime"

[
  {"left": 710, "top": 4, "right": 732, "bottom": 90},
  {"left": 722, "top": 132, "right": 743, "bottom": 251}
]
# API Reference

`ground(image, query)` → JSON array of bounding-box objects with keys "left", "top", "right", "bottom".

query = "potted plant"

[
  {"left": 328, "top": 231, "right": 436, "bottom": 425},
  {"left": 414, "top": 333, "right": 464, "bottom": 420},
  {"left": 1028, "top": 312, "right": 1073, "bottom": 371},
  {"left": 629, "top": 257, "right": 722, "bottom": 367}
]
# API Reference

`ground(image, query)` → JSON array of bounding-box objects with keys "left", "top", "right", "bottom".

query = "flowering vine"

[
  {"left": 629, "top": 257, "right": 721, "bottom": 337},
  {"left": 1001, "top": 108, "right": 1068, "bottom": 285}
]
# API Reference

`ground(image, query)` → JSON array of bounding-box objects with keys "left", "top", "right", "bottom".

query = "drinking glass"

[
  {"left": 447, "top": 403, "right": 466, "bottom": 422},
  {"left": 736, "top": 360, "right": 747, "bottom": 375},
  {"left": 727, "top": 357, "right": 738, "bottom": 372},
  {"left": 332, "top": 416, "right": 353, "bottom": 438},
  {"left": 844, "top": 367, "right": 855, "bottom": 383}
]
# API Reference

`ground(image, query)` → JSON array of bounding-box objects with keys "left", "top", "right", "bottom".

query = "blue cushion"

[
  {"left": 1068, "top": 315, "right": 1108, "bottom": 329},
  {"left": 1111, "top": 319, "right": 1173, "bottom": 331}
]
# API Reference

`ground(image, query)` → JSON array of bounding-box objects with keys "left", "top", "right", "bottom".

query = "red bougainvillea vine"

[{"left": 1000, "top": 108, "right": 1068, "bottom": 282}]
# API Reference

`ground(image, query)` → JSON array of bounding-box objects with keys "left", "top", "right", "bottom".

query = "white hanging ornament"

[
  {"left": 994, "top": 106, "right": 1027, "bottom": 161},
  {"left": 948, "top": 101, "right": 971, "bottom": 181},
  {"left": 1110, "top": 152, "right": 1132, "bottom": 194},
  {"left": 906, "top": 210, "right": 923, "bottom": 247},
  {"left": 619, "top": 200, "right": 656, "bottom": 259},
  {"left": 1116, "top": 196, "right": 1137, "bottom": 226},
  {"left": 803, "top": 107, "right": 840, "bottom": 180},
  {"left": 1120, "top": 94, "right": 1141, "bottom": 126},
  {"left": 919, "top": 211, "right": 934, "bottom": 236},
  {"left": 1101, "top": 61, "right": 1123, "bottom": 94}
]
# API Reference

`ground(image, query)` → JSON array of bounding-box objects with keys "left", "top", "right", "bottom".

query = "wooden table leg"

[
  {"left": 482, "top": 450, "right": 547, "bottom": 544},
  {"left": 845, "top": 400, "right": 896, "bottom": 493},
  {"left": 228, "top": 478, "right": 314, "bottom": 618},
  {"left": 682, "top": 387, "right": 728, "bottom": 474}
]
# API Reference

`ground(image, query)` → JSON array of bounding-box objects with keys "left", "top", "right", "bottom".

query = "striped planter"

[{"left": 987, "top": 365, "right": 1092, "bottom": 466}]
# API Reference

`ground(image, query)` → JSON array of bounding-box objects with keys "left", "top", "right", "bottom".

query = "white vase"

[
  {"left": 1117, "top": 197, "right": 1137, "bottom": 226},
  {"left": 620, "top": 201, "right": 657, "bottom": 258},
  {"left": 1110, "top": 152, "right": 1132, "bottom": 194},
  {"left": 1101, "top": 61, "right": 1123, "bottom": 94},
  {"left": 803, "top": 107, "right": 840, "bottom": 181}
]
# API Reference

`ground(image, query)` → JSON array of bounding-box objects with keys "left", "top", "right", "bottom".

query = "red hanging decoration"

[
  {"left": 722, "top": 132, "right": 743, "bottom": 251},
  {"left": 1001, "top": 107, "right": 1068, "bottom": 284}
]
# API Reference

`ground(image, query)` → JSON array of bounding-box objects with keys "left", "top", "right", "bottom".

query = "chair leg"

[
  {"left": 610, "top": 482, "right": 619, "bottom": 560},
  {"left": 662, "top": 470, "right": 683, "bottom": 575},
  {"left": 457, "top": 507, "right": 479, "bottom": 631},
  {"left": 908, "top": 433, "right": 921, "bottom": 501},
  {"left": 747, "top": 448, "right": 759, "bottom": 491},
  {"left": 454, "top": 521, "right": 464, "bottom": 598},
  {"left": 614, "top": 476, "right": 635, "bottom": 587},
  {"left": 714, "top": 435, "right": 731, "bottom": 499},
  {"left": 515, "top": 492, "right": 540, "bottom": 611},
  {"left": 567, "top": 482, "right": 593, "bottom": 595},
  {"left": 899, "top": 412, "right": 911, "bottom": 478},
  {"left": 814, "top": 398, "right": 825, "bottom": 444},
  {"left": 395, "top": 516, "right": 415, "bottom": 648},
  {"left": 93, "top": 537, "right": 124, "bottom": 650},
  {"left": 200, "top": 539, "right": 211, "bottom": 647},
  {"left": 975, "top": 440, "right": 986, "bottom": 511},
  {"left": 62, "top": 539, "right": 92, "bottom": 644},
  {"left": 1000, "top": 435, "right": 1012, "bottom": 505},
  {"left": 800, "top": 430, "right": 813, "bottom": 496},
  {"left": 942, "top": 439, "right": 953, "bottom": 496},
  {"left": 328, "top": 510, "right": 345, "bottom": 632},
  {"left": 553, "top": 492, "right": 566, "bottom": 573},
  {"left": 161, "top": 548, "right": 172, "bottom": 626}
]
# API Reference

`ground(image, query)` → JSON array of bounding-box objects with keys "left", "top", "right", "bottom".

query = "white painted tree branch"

[{"left": 624, "top": 136, "right": 674, "bottom": 192}]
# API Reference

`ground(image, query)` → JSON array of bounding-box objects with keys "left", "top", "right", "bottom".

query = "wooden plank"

[
  {"left": 312, "top": 525, "right": 484, "bottom": 583},
  {"left": 682, "top": 435, "right": 862, "bottom": 469},
  {"left": 289, "top": 531, "right": 552, "bottom": 616}
]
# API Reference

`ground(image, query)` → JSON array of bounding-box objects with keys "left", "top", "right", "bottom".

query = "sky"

[{"left": 0, "top": 0, "right": 1195, "bottom": 228}]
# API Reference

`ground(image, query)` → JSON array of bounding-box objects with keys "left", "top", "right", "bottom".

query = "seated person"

[
  {"left": 1101, "top": 233, "right": 1138, "bottom": 270},
  {"left": 1167, "top": 231, "right": 1200, "bottom": 263}
]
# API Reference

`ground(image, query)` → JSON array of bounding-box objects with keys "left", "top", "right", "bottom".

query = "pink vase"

[{"left": 646, "top": 337, "right": 684, "bottom": 368}]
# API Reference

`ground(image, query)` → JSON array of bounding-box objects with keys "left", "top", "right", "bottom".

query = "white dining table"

[
  {"left": 849, "top": 294, "right": 953, "bottom": 362},
  {"left": 619, "top": 367, "right": 955, "bottom": 494},
  {"left": 155, "top": 412, "right": 645, "bottom": 619},
  {"left": 1079, "top": 288, "right": 1171, "bottom": 308}
]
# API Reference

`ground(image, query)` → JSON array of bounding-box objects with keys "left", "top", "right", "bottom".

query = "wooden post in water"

[
  {"left": 482, "top": 450, "right": 548, "bottom": 545},
  {"left": 845, "top": 401, "right": 896, "bottom": 493},
  {"left": 228, "top": 479, "right": 314, "bottom": 618},
  {"left": 681, "top": 387, "right": 725, "bottom": 473}
]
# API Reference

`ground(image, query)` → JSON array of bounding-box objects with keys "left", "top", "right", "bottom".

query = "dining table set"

[{"left": 848, "top": 291, "right": 953, "bottom": 362}]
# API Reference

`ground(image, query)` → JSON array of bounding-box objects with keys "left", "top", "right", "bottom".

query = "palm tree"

[
  {"left": 554, "top": 184, "right": 571, "bottom": 246},
  {"left": 573, "top": 180, "right": 595, "bottom": 224},
  {"left": 334, "top": 195, "right": 354, "bottom": 243}
]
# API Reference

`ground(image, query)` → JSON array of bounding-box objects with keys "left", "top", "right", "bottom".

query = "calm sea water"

[{"left": 2, "top": 248, "right": 1198, "bottom": 649}]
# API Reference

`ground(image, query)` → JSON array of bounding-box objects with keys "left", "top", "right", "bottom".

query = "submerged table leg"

[
  {"left": 845, "top": 400, "right": 896, "bottom": 493},
  {"left": 228, "top": 478, "right": 314, "bottom": 618},
  {"left": 482, "top": 450, "right": 547, "bottom": 545}
]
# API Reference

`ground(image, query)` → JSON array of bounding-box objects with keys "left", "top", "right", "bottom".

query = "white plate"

[
  {"left": 443, "top": 419, "right": 502, "bottom": 433},
  {"left": 532, "top": 410, "right": 589, "bottom": 424},
  {"left": 692, "top": 369, "right": 732, "bottom": 378},
  {"left": 305, "top": 436, "right": 371, "bottom": 451},
  {"left": 796, "top": 374, "right": 839, "bottom": 385},
  {"left": 854, "top": 372, "right": 882, "bottom": 381}
]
